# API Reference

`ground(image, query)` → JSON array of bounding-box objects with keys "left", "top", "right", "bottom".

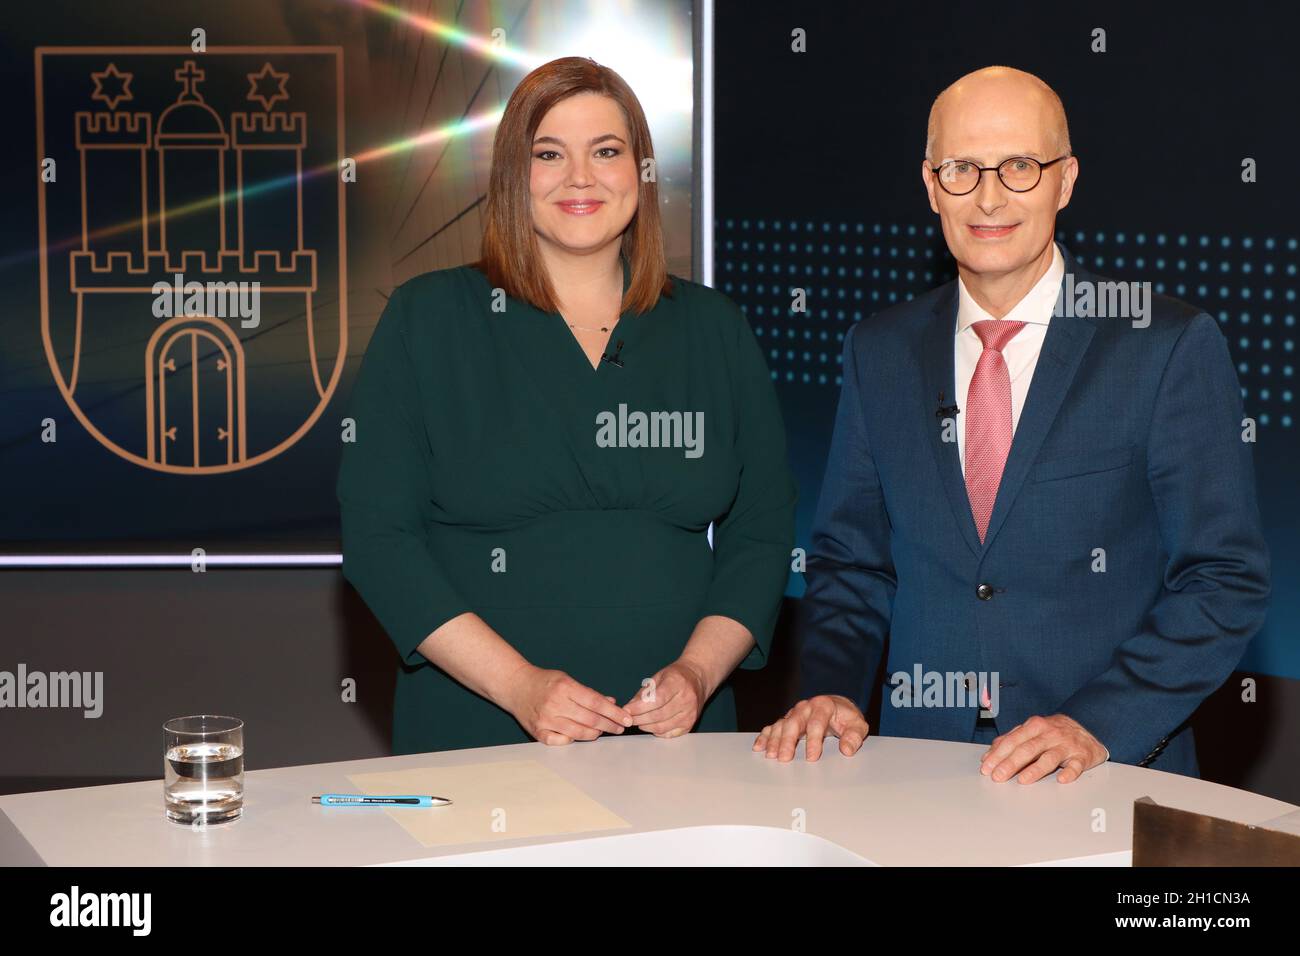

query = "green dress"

[{"left": 337, "top": 255, "right": 796, "bottom": 754}]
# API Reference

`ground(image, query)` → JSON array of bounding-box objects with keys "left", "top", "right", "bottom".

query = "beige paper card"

[{"left": 346, "top": 759, "right": 630, "bottom": 849}]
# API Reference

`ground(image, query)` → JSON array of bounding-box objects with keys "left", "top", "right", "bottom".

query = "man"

[{"left": 755, "top": 66, "right": 1269, "bottom": 782}]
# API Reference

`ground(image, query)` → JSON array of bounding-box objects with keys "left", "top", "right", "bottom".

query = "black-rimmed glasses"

[{"left": 930, "top": 155, "right": 1070, "bottom": 195}]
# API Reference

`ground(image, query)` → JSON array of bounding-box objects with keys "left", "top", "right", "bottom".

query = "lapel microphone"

[
  {"left": 601, "top": 339, "right": 625, "bottom": 368},
  {"left": 935, "top": 391, "right": 960, "bottom": 420}
]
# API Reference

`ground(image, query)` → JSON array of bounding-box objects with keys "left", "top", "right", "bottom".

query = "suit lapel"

[
  {"left": 919, "top": 249, "right": 1100, "bottom": 558},
  {"left": 979, "top": 253, "right": 1098, "bottom": 552},
  {"left": 921, "top": 284, "right": 983, "bottom": 557}
]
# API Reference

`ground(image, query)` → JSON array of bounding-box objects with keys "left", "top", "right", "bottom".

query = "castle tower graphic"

[{"left": 38, "top": 47, "right": 347, "bottom": 475}]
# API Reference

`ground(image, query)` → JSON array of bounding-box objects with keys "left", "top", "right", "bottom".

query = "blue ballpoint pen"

[{"left": 312, "top": 793, "right": 452, "bottom": 807}]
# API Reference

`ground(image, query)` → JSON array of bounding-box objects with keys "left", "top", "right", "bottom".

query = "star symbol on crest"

[
  {"left": 246, "top": 62, "right": 290, "bottom": 112},
  {"left": 90, "top": 63, "right": 133, "bottom": 111}
]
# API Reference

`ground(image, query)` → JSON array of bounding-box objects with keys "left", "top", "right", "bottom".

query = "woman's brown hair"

[{"left": 472, "top": 56, "right": 673, "bottom": 315}]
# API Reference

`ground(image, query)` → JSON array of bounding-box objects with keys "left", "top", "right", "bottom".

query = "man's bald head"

[
  {"left": 925, "top": 66, "right": 1071, "bottom": 163},
  {"left": 920, "top": 65, "right": 1079, "bottom": 299}
]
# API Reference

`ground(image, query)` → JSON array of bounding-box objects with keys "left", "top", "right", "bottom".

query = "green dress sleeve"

[
  {"left": 696, "top": 297, "right": 798, "bottom": 668},
  {"left": 336, "top": 281, "right": 472, "bottom": 665}
]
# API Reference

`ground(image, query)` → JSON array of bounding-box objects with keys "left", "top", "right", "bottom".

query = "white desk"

[{"left": 2, "top": 733, "right": 1294, "bottom": 866}]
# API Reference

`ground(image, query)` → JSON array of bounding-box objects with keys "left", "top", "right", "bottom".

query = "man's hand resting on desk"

[
  {"left": 753, "top": 695, "right": 871, "bottom": 761},
  {"left": 980, "top": 714, "right": 1108, "bottom": 784},
  {"left": 506, "top": 665, "right": 633, "bottom": 745}
]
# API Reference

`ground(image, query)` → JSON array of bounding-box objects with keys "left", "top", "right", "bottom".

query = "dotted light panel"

[{"left": 716, "top": 221, "right": 1296, "bottom": 429}]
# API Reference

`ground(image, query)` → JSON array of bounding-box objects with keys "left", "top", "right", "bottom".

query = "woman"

[{"left": 338, "top": 57, "right": 796, "bottom": 754}]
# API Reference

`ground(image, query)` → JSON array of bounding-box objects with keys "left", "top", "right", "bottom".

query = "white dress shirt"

[{"left": 955, "top": 242, "right": 1063, "bottom": 472}]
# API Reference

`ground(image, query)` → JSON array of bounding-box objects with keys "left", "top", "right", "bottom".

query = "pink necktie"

[{"left": 964, "top": 320, "right": 1026, "bottom": 543}]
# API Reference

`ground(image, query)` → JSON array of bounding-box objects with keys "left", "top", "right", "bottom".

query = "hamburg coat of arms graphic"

[{"left": 35, "top": 46, "right": 347, "bottom": 474}]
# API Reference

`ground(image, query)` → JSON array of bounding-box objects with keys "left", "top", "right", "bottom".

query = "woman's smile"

[{"left": 557, "top": 199, "right": 605, "bottom": 215}]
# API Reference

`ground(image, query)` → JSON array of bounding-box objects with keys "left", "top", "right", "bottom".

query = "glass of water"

[{"left": 163, "top": 715, "right": 244, "bottom": 826}]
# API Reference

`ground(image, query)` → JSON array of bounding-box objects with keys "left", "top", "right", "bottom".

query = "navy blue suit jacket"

[{"left": 797, "top": 247, "right": 1270, "bottom": 776}]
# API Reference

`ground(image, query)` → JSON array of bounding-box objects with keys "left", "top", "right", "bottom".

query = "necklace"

[{"left": 566, "top": 320, "right": 617, "bottom": 333}]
